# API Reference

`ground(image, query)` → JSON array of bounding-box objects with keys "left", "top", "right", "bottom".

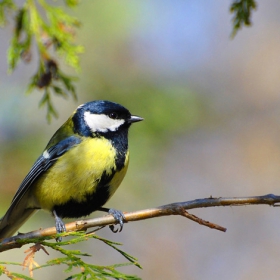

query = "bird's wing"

[
  {"left": 11, "top": 135, "right": 82, "bottom": 207},
  {"left": 0, "top": 136, "right": 81, "bottom": 239}
]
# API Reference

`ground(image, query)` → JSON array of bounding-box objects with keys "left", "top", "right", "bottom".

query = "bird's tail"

[{"left": 0, "top": 208, "right": 37, "bottom": 241}]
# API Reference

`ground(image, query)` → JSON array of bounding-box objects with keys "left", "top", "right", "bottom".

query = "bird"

[{"left": 0, "top": 100, "right": 143, "bottom": 240}]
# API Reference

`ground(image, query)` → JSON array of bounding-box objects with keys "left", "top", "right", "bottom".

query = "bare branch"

[{"left": 1, "top": 193, "right": 279, "bottom": 252}]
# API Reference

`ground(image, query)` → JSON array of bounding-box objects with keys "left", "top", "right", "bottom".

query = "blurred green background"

[{"left": 1, "top": 1, "right": 280, "bottom": 279}]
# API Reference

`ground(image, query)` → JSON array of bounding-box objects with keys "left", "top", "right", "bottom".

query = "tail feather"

[
  {"left": 0, "top": 207, "right": 37, "bottom": 240},
  {"left": 0, "top": 195, "right": 37, "bottom": 240}
]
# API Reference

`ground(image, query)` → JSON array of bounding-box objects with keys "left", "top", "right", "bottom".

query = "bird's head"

[{"left": 72, "top": 100, "right": 143, "bottom": 137}]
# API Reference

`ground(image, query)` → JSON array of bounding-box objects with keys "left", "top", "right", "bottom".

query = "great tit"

[{"left": 0, "top": 100, "right": 143, "bottom": 240}]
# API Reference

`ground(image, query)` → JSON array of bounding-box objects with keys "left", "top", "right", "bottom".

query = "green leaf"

[
  {"left": 4, "top": 0, "right": 83, "bottom": 120},
  {"left": 64, "top": 0, "right": 80, "bottom": 8},
  {"left": 0, "top": 0, "right": 16, "bottom": 26},
  {"left": 230, "top": 0, "right": 257, "bottom": 37},
  {"left": 1, "top": 232, "right": 142, "bottom": 280},
  {"left": 7, "top": 7, "right": 32, "bottom": 72}
]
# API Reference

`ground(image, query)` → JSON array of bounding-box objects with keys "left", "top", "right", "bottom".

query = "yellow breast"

[{"left": 32, "top": 137, "right": 129, "bottom": 211}]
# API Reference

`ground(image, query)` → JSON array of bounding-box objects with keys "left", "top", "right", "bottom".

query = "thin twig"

[
  {"left": 0, "top": 193, "right": 280, "bottom": 252},
  {"left": 179, "top": 209, "right": 226, "bottom": 232}
]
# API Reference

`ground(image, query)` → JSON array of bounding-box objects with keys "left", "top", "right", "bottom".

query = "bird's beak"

[{"left": 128, "top": 115, "right": 144, "bottom": 123}]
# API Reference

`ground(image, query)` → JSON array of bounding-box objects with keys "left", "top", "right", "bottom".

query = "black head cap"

[{"left": 72, "top": 100, "right": 143, "bottom": 137}]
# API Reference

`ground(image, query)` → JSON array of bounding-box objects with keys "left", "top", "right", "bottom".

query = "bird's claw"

[
  {"left": 54, "top": 213, "right": 66, "bottom": 242},
  {"left": 108, "top": 208, "right": 125, "bottom": 232}
]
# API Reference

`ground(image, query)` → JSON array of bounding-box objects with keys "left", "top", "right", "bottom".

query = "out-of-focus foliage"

[
  {"left": 230, "top": 0, "right": 257, "bottom": 37},
  {"left": 0, "top": 0, "right": 16, "bottom": 26},
  {"left": 1, "top": 0, "right": 83, "bottom": 121}
]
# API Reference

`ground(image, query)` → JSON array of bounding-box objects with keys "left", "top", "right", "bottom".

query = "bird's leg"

[
  {"left": 98, "top": 207, "right": 125, "bottom": 232},
  {"left": 53, "top": 210, "right": 66, "bottom": 242}
]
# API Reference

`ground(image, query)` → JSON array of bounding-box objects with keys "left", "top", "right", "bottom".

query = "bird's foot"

[
  {"left": 108, "top": 208, "right": 125, "bottom": 233},
  {"left": 53, "top": 210, "right": 66, "bottom": 242}
]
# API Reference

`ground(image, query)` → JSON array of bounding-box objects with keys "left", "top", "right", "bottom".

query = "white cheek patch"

[{"left": 84, "top": 112, "right": 125, "bottom": 133}]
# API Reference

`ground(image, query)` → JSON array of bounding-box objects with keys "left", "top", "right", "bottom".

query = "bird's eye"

[{"left": 109, "top": 112, "right": 118, "bottom": 119}]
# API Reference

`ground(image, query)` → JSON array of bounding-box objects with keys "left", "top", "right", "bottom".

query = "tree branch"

[{"left": 1, "top": 193, "right": 279, "bottom": 252}]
